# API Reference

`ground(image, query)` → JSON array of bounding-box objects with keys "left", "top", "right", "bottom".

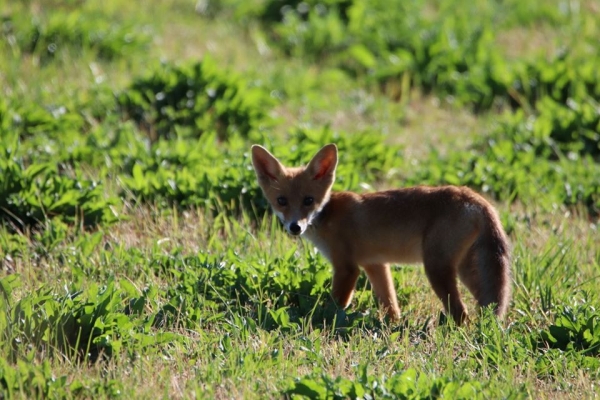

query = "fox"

[{"left": 251, "top": 143, "right": 511, "bottom": 324}]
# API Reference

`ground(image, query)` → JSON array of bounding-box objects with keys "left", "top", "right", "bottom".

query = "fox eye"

[
  {"left": 277, "top": 196, "right": 287, "bottom": 206},
  {"left": 303, "top": 196, "right": 314, "bottom": 206}
]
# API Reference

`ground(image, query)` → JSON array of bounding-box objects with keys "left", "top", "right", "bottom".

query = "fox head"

[{"left": 251, "top": 144, "right": 338, "bottom": 236}]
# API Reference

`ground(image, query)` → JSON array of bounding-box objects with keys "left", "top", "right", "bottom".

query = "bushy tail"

[
  {"left": 459, "top": 207, "right": 512, "bottom": 318},
  {"left": 477, "top": 207, "right": 512, "bottom": 317}
]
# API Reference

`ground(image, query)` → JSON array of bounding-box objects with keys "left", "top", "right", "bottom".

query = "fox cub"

[{"left": 251, "top": 143, "right": 511, "bottom": 324}]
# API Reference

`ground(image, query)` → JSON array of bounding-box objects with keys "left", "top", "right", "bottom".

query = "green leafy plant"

[
  {"left": 404, "top": 103, "right": 600, "bottom": 216},
  {"left": 286, "top": 366, "right": 501, "bottom": 399},
  {"left": 0, "top": 358, "right": 70, "bottom": 399},
  {"left": 119, "top": 127, "right": 403, "bottom": 217},
  {"left": 8, "top": 277, "right": 185, "bottom": 362},
  {"left": 118, "top": 57, "right": 273, "bottom": 141},
  {"left": 0, "top": 149, "right": 119, "bottom": 230},
  {"left": 214, "top": 0, "right": 600, "bottom": 112},
  {"left": 2, "top": 9, "right": 149, "bottom": 63},
  {"left": 538, "top": 305, "right": 600, "bottom": 356}
]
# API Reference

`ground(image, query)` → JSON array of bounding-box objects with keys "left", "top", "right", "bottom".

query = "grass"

[{"left": 1, "top": 0, "right": 600, "bottom": 398}]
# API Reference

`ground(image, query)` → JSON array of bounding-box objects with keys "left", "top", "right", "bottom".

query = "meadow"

[{"left": 0, "top": 0, "right": 599, "bottom": 398}]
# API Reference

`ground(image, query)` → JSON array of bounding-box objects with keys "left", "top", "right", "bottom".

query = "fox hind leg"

[
  {"left": 422, "top": 253, "right": 468, "bottom": 325},
  {"left": 457, "top": 251, "right": 481, "bottom": 304}
]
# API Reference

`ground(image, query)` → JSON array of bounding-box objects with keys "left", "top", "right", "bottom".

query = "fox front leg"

[
  {"left": 363, "top": 263, "right": 401, "bottom": 320},
  {"left": 331, "top": 262, "right": 360, "bottom": 309}
]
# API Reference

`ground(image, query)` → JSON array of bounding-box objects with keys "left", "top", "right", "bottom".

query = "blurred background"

[{"left": 1, "top": 0, "right": 598, "bottom": 227}]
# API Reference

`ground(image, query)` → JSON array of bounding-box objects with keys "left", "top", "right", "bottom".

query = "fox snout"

[
  {"left": 274, "top": 211, "right": 309, "bottom": 236},
  {"left": 289, "top": 222, "right": 302, "bottom": 235},
  {"left": 282, "top": 219, "right": 307, "bottom": 236}
]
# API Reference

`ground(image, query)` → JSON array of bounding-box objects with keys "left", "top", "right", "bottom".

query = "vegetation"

[{"left": 0, "top": 0, "right": 598, "bottom": 398}]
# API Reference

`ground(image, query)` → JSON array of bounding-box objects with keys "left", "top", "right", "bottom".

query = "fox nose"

[{"left": 289, "top": 222, "right": 301, "bottom": 235}]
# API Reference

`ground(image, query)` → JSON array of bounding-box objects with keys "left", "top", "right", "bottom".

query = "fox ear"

[
  {"left": 251, "top": 145, "right": 284, "bottom": 182},
  {"left": 307, "top": 144, "right": 338, "bottom": 180}
]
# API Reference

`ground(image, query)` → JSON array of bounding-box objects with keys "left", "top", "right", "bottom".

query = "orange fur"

[{"left": 251, "top": 144, "right": 511, "bottom": 324}]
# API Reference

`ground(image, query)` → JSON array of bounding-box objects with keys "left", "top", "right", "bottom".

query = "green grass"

[{"left": 1, "top": 0, "right": 600, "bottom": 398}]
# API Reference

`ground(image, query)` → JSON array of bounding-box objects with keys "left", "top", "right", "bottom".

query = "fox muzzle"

[{"left": 288, "top": 222, "right": 302, "bottom": 235}]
